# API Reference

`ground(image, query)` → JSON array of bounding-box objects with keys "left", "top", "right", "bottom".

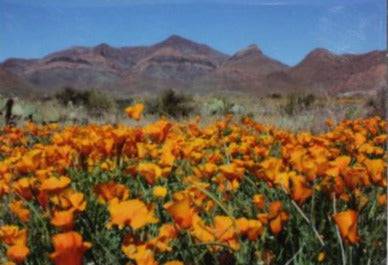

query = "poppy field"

[{"left": 0, "top": 104, "right": 386, "bottom": 265}]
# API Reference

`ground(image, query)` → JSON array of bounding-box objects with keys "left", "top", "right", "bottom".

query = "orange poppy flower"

[
  {"left": 325, "top": 156, "right": 351, "bottom": 177},
  {"left": 211, "top": 216, "right": 239, "bottom": 250},
  {"left": 100, "top": 159, "right": 116, "bottom": 171},
  {"left": 191, "top": 215, "right": 215, "bottom": 243},
  {"left": 146, "top": 223, "right": 178, "bottom": 252},
  {"left": 0, "top": 178, "right": 10, "bottom": 197},
  {"left": 236, "top": 217, "right": 264, "bottom": 240},
  {"left": 9, "top": 200, "right": 30, "bottom": 222},
  {"left": 138, "top": 162, "right": 163, "bottom": 184},
  {"left": 37, "top": 190, "right": 50, "bottom": 208},
  {"left": 268, "top": 201, "right": 289, "bottom": 235},
  {"left": 219, "top": 163, "right": 245, "bottom": 181},
  {"left": 333, "top": 210, "right": 360, "bottom": 244},
  {"left": 125, "top": 103, "right": 144, "bottom": 121},
  {"left": 107, "top": 199, "right": 158, "bottom": 229},
  {"left": 66, "top": 191, "right": 87, "bottom": 212},
  {"left": 94, "top": 182, "right": 130, "bottom": 203},
  {"left": 342, "top": 166, "right": 369, "bottom": 189},
  {"left": 12, "top": 177, "right": 35, "bottom": 200},
  {"left": 374, "top": 134, "right": 388, "bottom": 144},
  {"left": 363, "top": 158, "right": 385, "bottom": 184},
  {"left": 165, "top": 195, "right": 196, "bottom": 229},
  {"left": 0, "top": 226, "right": 28, "bottom": 246},
  {"left": 259, "top": 158, "right": 283, "bottom": 182},
  {"left": 40, "top": 176, "right": 71, "bottom": 193},
  {"left": 377, "top": 193, "right": 387, "bottom": 206},
  {"left": 289, "top": 174, "right": 313, "bottom": 204},
  {"left": 144, "top": 120, "right": 172, "bottom": 143},
  {"left": 0, "top": 225, "right": 29, "bottom": 264},
  {"left": 6, "top": 245, "right": 30, "bottom": 264},
  {"left": 199, "top": 162, "right": 218, "bottom": 178},
  {"left": 51, "top": 190, "right": 87, "bottom": 212},
  {"left": 50, "top": 231, "right": 91, "bottom": 265},
  {"left": 252, "top": 194, "right": 265, "bottom": 209},
  {"left": 160, "top": 140, "right": 178, "bottom": 167},
  {"left": 122, "top": 244, "right": 157, "bottom": 265},
  {"left": 51, "top": 209, "right": 75, "bottom": 231},
  {"left": 15, "top": 151, "right": 39, "bottom": 174},
  {"left": 153, "top": 186, "right": 168, "bottom": 198},
  {"left": 164, "top": 261, "right": 184, "bottom": 265}
]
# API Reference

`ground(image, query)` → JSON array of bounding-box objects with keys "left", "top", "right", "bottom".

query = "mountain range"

[{"left": 0, "top": 35, "right": 386, "bottom": 98}]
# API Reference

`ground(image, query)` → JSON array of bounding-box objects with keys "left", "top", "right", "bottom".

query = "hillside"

[{"left": 0, "top": 35, "right": 385, "bottom": 97}]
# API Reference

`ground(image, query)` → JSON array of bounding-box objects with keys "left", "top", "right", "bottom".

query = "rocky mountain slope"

[{"left": 0, "top": 35, "right": 385, "bottom": 97}]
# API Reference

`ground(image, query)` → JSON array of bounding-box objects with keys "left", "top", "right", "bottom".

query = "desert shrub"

[
  {"left": 55, "top": 87, "right": 115, "bottom": 117},
  {"left": 345, "top": 105, "right": 363, "bottom": 120},
  {"left": 83, "top": 90, "right": 116, "bottom": 116},
  {"left": 55, "top": 86, "right": 87, "bottom": 106},
  {"left": 283, "top": 93, "right": 316, "bottom": 116},
  {"left": 205, "top": 97, "right": 234, "bottom": 116},
  {"left": 366, "top": 89, "right": 387, "bottom": 117},
  {"left": 268, "top": 93, "right": 282, "bottom": 99},
  {"left": 230, "top": 104, "right": 246, "bottom": 115},
  {"left": 300, "top": 93, "right": 316, "bottom": 107},
  {"left": 116, "top": 98, "right": 135, "bottom": 112},
  {"left": 145, "top": 89, "right": 196, "bottom": 118},
  {"left": 39, "top": 102, "right": 65, "bottom": 122}
]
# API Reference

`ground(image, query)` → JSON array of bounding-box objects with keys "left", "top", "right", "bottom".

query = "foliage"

[
  {"left": 283, "top": 93, "right": 316, "bottom": 116},
  {"left": 145, "top": 89, "right": 196, "bottom": 118},
  {"left": 205, "top": 97, "right": 235, "bottom": 116},
  {"left": 366, "top": 88, "right": 387, "bottom": 117},
  {"left": 55, "top": 87, "right": 115, "bottom": 116},
  {"left": 84, "top": 90, "right": 116, "bottom": 116},
  {"left": 116, "top": 98, "right": 135, "bottom": 113},
  {"left": 55, "top": 86, "right": 87, "bottom": 106},
  {"left": 268, "top": 93, "right": 282, "bottom": 99}
]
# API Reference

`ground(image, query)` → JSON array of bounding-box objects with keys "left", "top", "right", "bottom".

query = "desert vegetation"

[{"left": 0, "top": 88, "right": 385, "bottom": 131}]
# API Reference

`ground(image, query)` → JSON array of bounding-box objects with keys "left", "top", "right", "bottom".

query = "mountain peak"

[
  {"left": 232, "top": 44, "right": 263, "bottom": 58},
  {"left": 306, "top": 48, "right": 335, "bottom": 59},
  {"left": 160, "top": 34, "right": 195, "bottom": 46},
  {"left": 93, "top": 43, "right": 116, "bottom": 57},
  {"left": 151, "top": 35, "right": 227, "bottom": 62},
  {"left": 95, "top": 43, "right": 113, "bottom": 49},
  {"left": 246, "top": 44, "right": 261, "bottom": 51},
  {"left": 296, "top": 48, "right": 340, "bottom": 67}
]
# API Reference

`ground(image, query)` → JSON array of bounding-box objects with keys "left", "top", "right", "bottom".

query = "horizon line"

[{"left": 0, "top": 34, "right": 384, "bottom": 67}]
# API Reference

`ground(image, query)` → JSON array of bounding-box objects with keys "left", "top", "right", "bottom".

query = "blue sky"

[{"left": 0, "top": 0, "right": 385, "bottom": 65}]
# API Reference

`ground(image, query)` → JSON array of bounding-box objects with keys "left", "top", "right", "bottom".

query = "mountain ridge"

[{"left": 0, "top": 35, "right": 385, "bottom": 97}]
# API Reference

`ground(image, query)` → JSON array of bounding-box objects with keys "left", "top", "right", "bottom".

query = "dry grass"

[{"left": 0, "top": 92, "right": 382, "bottom": 132}]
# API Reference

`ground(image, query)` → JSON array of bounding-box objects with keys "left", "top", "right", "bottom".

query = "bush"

[
  {"left": 84, "top": 90, "right": 115, "bottom": 116},
  {"left": 283, "top": 93, "right": 316, "bottom": 116},
  {"left": 145, "top": 89, "right": 196, "bottom": 118},
  {"left": 116, "top": 98, "right": 135, "bottom": 112},
  {"left": 230, "top": 104, "right": 246, "bottom": 115},
  {"left": 55, "top": 87, "right": 115, "bottom": 117},
  {"left": 205, "top": 97, "right": 234, "bottom": 116},
  {"left": 366, "top": 89, "right": 387, "bottom": 117},
  {"left": 55, "top": 86, "right": 87, "bottom": 106},
  {"left": 268, "top": 93, "right": 282, "bottom": 99}
]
